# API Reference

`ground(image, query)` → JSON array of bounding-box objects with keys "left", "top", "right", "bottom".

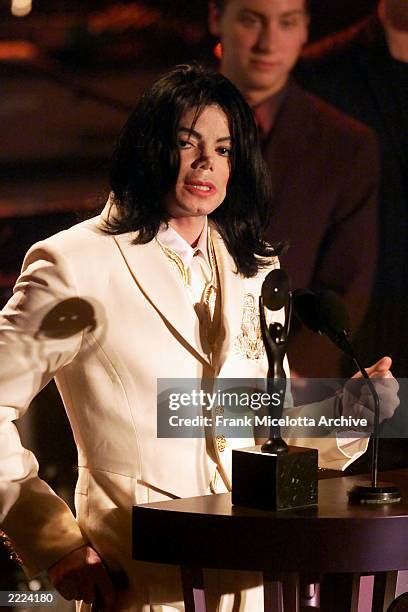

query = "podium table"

[{"left": 132, "top": 470, "right": 408, "bottom": 611}]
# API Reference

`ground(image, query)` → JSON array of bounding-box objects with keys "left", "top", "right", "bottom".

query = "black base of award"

[
  {"left": 348, "top": 482, "right": 401, "bottom": 505},
  {"left": 232, "top": 445, "right": 318, "bottom": 511}
]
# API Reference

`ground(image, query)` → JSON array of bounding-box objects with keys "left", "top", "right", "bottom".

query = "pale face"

[
  {"left": 165, "top": 105, "right": 232, "bottom": 222},
  {"left": 209, "top": 0, "right": 309, "bottom": 103}
]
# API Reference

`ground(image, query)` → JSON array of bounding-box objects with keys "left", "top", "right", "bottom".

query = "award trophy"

[{"left": 231, "top": 270, "right": 318, "bottom": 510}]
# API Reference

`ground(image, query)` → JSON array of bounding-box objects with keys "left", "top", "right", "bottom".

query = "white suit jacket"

[{"left": 0, "top": 207, "right": 367, "bottom": 608}]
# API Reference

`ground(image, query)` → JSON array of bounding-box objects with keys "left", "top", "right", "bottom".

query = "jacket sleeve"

[
  {"left": 283, "top": 365, "right": 369, "bottom": 470},
  {"left": 0, "top": 240, "right": 88, "bottom": 576},
  {"left": 284, "top": 397, "right": 369, "bottom": 470}
]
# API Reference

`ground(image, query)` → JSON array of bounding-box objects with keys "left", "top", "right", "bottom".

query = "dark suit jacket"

[
  {"left": 296, "top": 15, "right": 408, "bottom": 379},
  {"left": 295, "top": 17, "right": 408, "bottom": 471},
  {"left": 263, "top": 79, "right": 379, "bottom": 380}
]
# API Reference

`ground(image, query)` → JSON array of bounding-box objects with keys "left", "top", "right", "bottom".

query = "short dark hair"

[
  {"left": 108, "top": 64, "right": 277, "bottom": 277},
  {"left": 214, "top": 0, "right": 310, "bottom": 14}
]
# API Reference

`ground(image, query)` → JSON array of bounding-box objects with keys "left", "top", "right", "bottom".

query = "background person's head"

[
  {"left": 109, "top": 64, "right": 275, "bottom": 276},
  {"left": 379, "top": 0, "right": 408, "bottom": 31},
  {"left": 209, "top": 0, "right": 310, "bottom": 105}
]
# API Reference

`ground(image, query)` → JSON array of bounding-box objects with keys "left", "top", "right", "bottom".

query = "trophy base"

[
  {"left": 232, "top": 445, "right": 318, "bottom": 511},
  {"left": 348, "top": 482, "right": 401, "bottom": 504}
]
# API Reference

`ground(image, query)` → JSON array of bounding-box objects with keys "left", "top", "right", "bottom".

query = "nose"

[
  {"left": 256, "top": 21, "right": 279, "bottom": 53},
  {"left": 192, "top": 147, "right": 214, "bottom": 170}
]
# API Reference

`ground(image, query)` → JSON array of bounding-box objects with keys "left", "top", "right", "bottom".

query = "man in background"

[
  {"left": 208, "top": 0, "right": 380, "bottom": 384},
  {"left": 295, "top": 0, "right": 408, "bottom": 471},
  {"left": 297, "top": 0, "right": 408, "bottom": 381}
]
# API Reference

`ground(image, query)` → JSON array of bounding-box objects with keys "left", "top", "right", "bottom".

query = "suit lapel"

[
  {"left": 211, "top": 228, "right": 245, "bottom": 372},
  {"left": 113, "top": 232, "right": 212, "bottom": 366}
]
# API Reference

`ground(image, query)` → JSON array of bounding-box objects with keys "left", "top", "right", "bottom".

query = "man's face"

[
  {"left": 209, "top": 0, "right": 309, "bottom": 101},
  {"left": 164, "top": 105, "right": 232, "bottom": 221}
]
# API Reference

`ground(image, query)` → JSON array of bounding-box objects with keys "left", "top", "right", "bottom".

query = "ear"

[
  {"left": 377, "top": 0, "right": 386, "bottom": 24},
  {"left": 208, "top": 1, "right": 222, "bottom": 37},
  {"left": 301, "top": 13, "right": 310, "bottom": 47}
]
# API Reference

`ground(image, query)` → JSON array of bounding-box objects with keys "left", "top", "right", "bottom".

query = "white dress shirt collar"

[{"left": 156, "top": 219, "right": 210, "bottom": 269}]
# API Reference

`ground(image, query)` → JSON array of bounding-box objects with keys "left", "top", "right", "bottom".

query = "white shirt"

[{"left": 156, "top": 219, "right": 213, "bottom": 306}]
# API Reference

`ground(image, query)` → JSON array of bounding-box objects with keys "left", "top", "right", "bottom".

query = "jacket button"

[{"left": 216, "top": 435, "right": 226, "bottom": 452}]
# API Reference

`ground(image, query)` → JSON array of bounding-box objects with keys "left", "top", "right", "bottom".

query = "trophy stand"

[{"left": 232, "top": 270, "right": 318, "bottom": 511}]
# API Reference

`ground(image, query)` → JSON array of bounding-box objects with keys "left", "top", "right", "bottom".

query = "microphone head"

[
  {"left": 317, "top": 290, "right": 351, "bottom": 338},
  {"left": 293, "top": 288, "right": 352, "bottom": 354},
  {"left": 292, "top": 289, "right": 321, "bottom": 332},
  {"left": 261, "top": 269, "right": 290, "bottom": 311}
]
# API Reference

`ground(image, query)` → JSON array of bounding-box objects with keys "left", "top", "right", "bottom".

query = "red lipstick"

[{"left": 184, "top": 180, "right": 216, "bottom": 197}]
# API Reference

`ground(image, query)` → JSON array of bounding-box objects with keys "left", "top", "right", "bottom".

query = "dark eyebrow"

[
  {"left": 238, "top": 8, "right": 305, "bottom": 19},
  {"left": 238, "top": 9, "right": 265, "bottom": 20},
  {"left": 280, "top": 10, "right": 306, "bottom": 18},
  {"left": 177, "top": 127, "right": 232, "bottom": 143}
]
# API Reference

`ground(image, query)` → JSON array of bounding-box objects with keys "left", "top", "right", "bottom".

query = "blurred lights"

[
  {"left": 214, "top": 42, "right": 222, "bottom": 60},
  {"left": 88, "top": 5, "right": 159, "bottom": 34},
  {"left": 0, "top": 41, "right": 38, "bottom": 60},
  {"left": 11, "top": 0, "right": 32, "bottom": 18},
  {"left": 28, "top": 579, "right": 42, "bottom": 591}
]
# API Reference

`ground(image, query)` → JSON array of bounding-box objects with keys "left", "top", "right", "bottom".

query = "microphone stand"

[
  {"left": 333, "top": 330, "right": 400, "bottom": 504},
  {"left": 292, "top": 289, "right": 400, "bottom": 504},
  {"left": 349, "top": 350, "right": 379, "bottom": 489}
]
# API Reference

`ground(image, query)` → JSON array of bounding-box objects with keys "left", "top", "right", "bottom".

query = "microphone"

[
  {"left": 293, "top": 288, "right": 400, "bottom": 504},
  {"left": 258, "top": 269, "right": 292, "bottom": 454},
  {"left": 292, "top": 289, "right": 349, "bottom": 336}
]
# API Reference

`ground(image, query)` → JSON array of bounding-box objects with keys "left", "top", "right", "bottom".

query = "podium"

[{"left": 132, "top": 470, "right": 408, "bottom": 611}]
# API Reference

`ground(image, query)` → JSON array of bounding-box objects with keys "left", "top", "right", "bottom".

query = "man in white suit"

[{"left": 0, "top": 65, "right": 398, "bottom": 611}]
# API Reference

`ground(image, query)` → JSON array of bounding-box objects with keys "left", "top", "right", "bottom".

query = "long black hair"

[{"left": 107, "top": 64, "right": 278, "bottom": 277}]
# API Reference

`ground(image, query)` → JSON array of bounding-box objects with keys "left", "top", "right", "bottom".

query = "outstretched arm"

[{"left": 0, "top": 241, "right": 87, "bottom": 574}]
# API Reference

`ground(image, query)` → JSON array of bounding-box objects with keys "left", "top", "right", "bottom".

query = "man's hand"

[
  {"left": 47, "top": 545, "right": 116, "bottom": 609},
  {"left": 342, "top": 356, "right": 399, "bottom": 425}
]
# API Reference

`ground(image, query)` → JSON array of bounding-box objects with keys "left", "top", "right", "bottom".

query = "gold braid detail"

[{"left": 156, "top": 240, "right": 189, "bottom": 285}]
